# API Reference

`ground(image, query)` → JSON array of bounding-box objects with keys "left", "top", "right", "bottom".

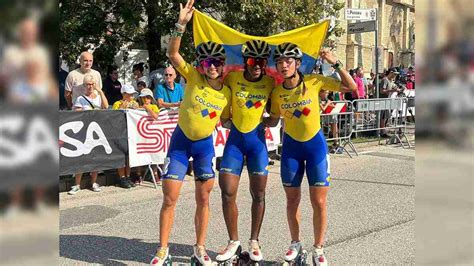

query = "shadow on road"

[
  {"left": 60, "top": 234, "right": 217, "bottom": 264},
  {"left": 60, "top": 234, "right": 280, "bottom": 264}
]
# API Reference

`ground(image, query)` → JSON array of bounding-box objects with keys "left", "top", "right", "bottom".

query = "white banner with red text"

[{"left": 126, "top": 109, "right": 281, "bottom": 167}]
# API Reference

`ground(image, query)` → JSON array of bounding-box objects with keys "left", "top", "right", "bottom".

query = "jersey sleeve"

[{"left": 269, "top": 91, "right": 281, "bottom": 118}]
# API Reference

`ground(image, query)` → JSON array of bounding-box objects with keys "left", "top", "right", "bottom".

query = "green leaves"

[{"left": 59, "top": 0, "right": 344, "bottom": 73}]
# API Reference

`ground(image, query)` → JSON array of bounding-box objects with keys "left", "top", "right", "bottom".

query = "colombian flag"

[{"left": 192, "top": 10, "right": 330, "bottom": 83}]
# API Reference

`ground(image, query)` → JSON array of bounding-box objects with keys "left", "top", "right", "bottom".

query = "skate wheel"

[
  {"left": 301, "top": 250, "right": 308, "bottom": 264},
  {"left": 238, "top": 251, "right": 250, "bottom": 265},
  {"left": 190, "top": 256, "right": 202, "bottom": 266}
]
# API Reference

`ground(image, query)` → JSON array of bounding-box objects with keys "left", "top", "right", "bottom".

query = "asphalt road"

[{"left": 59, "top": 142, "right": 415, "bottom": 265}]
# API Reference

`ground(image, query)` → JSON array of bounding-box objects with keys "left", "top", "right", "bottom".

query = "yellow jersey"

[
  {"left": 175, "top": 61, "right": 231, "bottom": 141},
  {"left": 224, "top": 71, "right": 274, "bottom": 133},
  {"left": 112, "top": 99, "right": 139, "bottom": 110},
  {"left": 270, "top": 74, "right": 341, "bottom": 142}
]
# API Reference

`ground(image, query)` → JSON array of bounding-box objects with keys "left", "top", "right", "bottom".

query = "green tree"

[
  {"left": 59, "top": 0, "right": 145, "bottom": 72},
  {"left": 59, "top": 0, "right": 344, "bottom": 74},
  {"left": 216, "top": 0, "right": 345, "bottom": 47}
]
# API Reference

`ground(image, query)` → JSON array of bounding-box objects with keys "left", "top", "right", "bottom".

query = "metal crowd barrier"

[
  {"left": 352, "top": 97, "right": 411, "bottom": 151},
  {"left": 404, "top": 97, "right": 416, "bottom": 147},
  {"left": 320, "top": 100, "right": 357, "bottom": 158}
]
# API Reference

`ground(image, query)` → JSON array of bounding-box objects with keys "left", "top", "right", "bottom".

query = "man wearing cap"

[{"left": 154, "top": 66, "right": 183, "bottom": 108}]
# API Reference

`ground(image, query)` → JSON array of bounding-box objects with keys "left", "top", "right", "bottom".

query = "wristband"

[
  {"left": 171, "top": 29, "right": 184, "bottom": 37},
  {"left": 175, "top": 22, "right": 186, "bottom": 32},
  {"left": 332, "top": 60, "right": 343, "bottom": 70}
]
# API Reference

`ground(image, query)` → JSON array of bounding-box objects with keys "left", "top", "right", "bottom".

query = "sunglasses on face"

[
  {"left": 200, "top": 58, "right": 224, "bottom": 68},
  {"left": 164, "top": 74, "right": 173, "bottom": 77},
  {"left": 246, "top": 58, "right": 267, "bottom": 68}
]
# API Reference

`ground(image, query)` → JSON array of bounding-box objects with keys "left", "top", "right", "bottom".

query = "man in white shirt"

[{"left": 64, "top": 51, "right": 102, "bottom": 109}]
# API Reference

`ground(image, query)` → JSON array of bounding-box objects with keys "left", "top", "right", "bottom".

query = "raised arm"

[
  {"left": 319, "top": 49, "right": 357, "bottom": 93},
  {"left": 167, "top": 0, "right": 195, "bottom": 68}
]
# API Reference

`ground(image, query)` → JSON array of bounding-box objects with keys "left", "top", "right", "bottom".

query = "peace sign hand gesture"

[{"left": 178, "top": 0, "right": 195, "bottom": 25}]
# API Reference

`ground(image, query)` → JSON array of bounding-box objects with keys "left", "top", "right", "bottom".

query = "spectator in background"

[
  {"left": 406, "top": 66, "right": 415, "bottom": 90},
  {"left": 73, "top": 74, "right": 109, "bottom": 110},
  {"left": 59, "top": 65, "right": 69, "bottom": 109},
  {"left": 137, "top": 80, "right": 147, "bottom": 93},
  {"left": 367, "top": 72, "right": 376, "bottom": 98},
  {"left": 353, "top": 66, "right": 366, "bottom": 99},
  {"left": 344, "top": 69, "right": 356, "bottom": 101},
  {"left": 9, "top": 56, "right": 57, "bottom": 103},
  {"left": 135, "top": 88, "right": 161, "bottom": 185},
  {"left": 103, "top": 65, "right": 122, "bottom": 105},
  {"left": 64, "top": 51, "right": 102, "bottom": 109},
  {"left": 112, "top": 84, "right": 140, "bottom": 110},
  {"left": 380, "top": 68, "right": 402, "bottom": 137},
  {"left": 112, "top": 84, "right": 139, "bottom": 188},
  {"left": 1, "top": 18, "right": 50, "bottom": 89},
  {"left": 3, "top": 47, "right": 57, "bottom": 215},
  {"left": 132, "top": 62, "right": 148, "bottom": 90},
  {"left": 138, "top": 88, "right": 159, "bottom": 120},
  {"left": 149, "top": 63, "right": 167, "bottom": 91},
  {"left": 68, "top": 74, "right": 109, "bottom": 195},
  {"left": 319, "top": 89, "right": 342, "bottom": 154},
  {"left": 154, "top": 66, "right": 183, "bottom": 108}
]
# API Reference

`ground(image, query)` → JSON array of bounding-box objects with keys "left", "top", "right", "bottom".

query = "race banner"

[
  {"left": 127, "top": 109, "right": 282, "bottom": 167},
  {"left": 126, "top": 109, "right": 179, "bottom": 167},
  {"left": 0, "top": 104, "right": 58, "bottom": 190},
  {"left": 59, "top": 110, "right": 128, "bottom": 175},
  {"left": 193, "top": 10, "right": 330, "bottom": 81}
]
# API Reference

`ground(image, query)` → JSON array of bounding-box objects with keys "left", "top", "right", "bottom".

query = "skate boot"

[
  {"left": 312, "top": 246, "right": 327, "bottom": 266},
  {"left": 150, "top": 246, "right": 172, "bottom": 266},
  {"left": 216, "top": 240, "right": 242, "bottom": 265},
  {"left": 247, "top": 239, "right": 263, "bottom": 264},
  {"left": 283, "top": 241, "right": 307, "bottom": 265},
  {"left": 191, "top": 244, "right": 213, "bottom": 266}
]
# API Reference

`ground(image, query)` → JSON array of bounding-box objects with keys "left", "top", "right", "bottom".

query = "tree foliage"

[{"left": 59, "top": 0, "right": 345, "bottom": 73}]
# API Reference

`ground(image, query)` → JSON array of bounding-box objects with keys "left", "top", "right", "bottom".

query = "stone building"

[{"left": 332, "top": 0, "right": 415, "bottom": 73}]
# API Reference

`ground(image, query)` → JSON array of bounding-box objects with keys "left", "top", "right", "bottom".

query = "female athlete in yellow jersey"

[
  {"left": 216, "top": 40, "right": 274, "bottom": 264},
  {"left": 150, "top": 1, "right": 231, "bottom": 265},
  {"left": 265, "top": 43, "right": 356, "bottom": 266}
]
